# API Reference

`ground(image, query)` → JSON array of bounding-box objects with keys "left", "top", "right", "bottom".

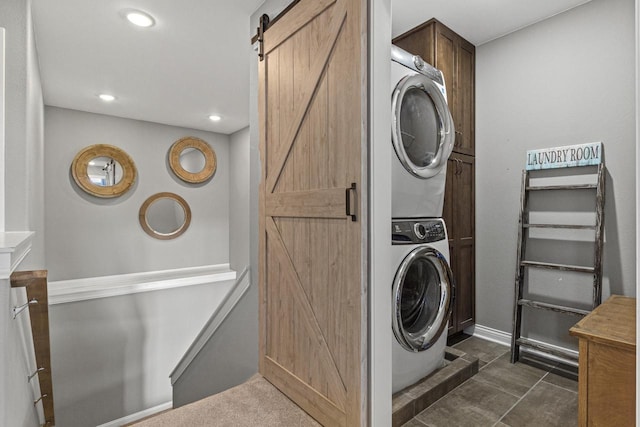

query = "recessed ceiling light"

[
  {"left": 125, "top": 10, "right": 155, "bottom": 28},
  {"left": 208, "top": 115, "right": 222, "bottom": 122},
  {"left": 99, "top": 94, "right": 116, "bottom": 102}
]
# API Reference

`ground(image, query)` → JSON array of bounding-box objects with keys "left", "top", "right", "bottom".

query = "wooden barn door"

[{"left": 258, "top": 0, "right": 366, "bottom": 425}]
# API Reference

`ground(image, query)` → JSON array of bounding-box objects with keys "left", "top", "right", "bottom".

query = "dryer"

[
  {"left": 391, "top": 45, "right": 455, "bottom": 219},
  {"left": 391, "top": 218, "right": 454, "bottom": 393}
]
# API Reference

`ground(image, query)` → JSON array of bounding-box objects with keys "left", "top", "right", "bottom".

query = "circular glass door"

[
  {"left": 392, "top": 74, "right": 455, "bottom": 179},
  {"left": 392, "top": 247, "right": 453, "bottom": 352}
]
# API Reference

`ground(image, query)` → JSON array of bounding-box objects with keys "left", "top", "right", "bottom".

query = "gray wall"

[
  {"left": 49, "top": 280, "right": 235, "bottom": 427},
  {"left": 1, "top": 0, "right": 45, "bottom": 268},
  {"left": 172, "top": 280, "right": 258, "bottom": 408},
  {"left": 44, "top": 107, "right": 230, "bottom": 280},
  {"left": 475, "top": 0, "right": 636, "bottom": 347},
  {"left": 229, "top": 127, "right": 250, "bottom": 271}
]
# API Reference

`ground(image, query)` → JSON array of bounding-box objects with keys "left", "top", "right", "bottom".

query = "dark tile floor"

[{"left": 403, "top": 337, "right": 578, "bottom": 427}]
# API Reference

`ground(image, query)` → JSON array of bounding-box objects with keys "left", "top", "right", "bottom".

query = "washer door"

[
  {"left": 392, "top": 247, "right": 453, "bottom": 352},
  {"left": 392, "top": 74, "right": 455, "bottom": 179}
]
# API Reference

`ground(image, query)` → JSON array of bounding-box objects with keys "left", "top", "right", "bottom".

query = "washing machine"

[
  {"left": 391, "top": 217, "right": 454, "bottom": 393},
  {"left": 391, "top": 45, "right": 455, "bottom": 219}
]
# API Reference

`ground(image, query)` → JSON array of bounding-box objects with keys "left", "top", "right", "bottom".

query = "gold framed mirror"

[
  {"left": 139, "top": 192, "right": 191, "bottom": 240},
  {"left": 71, "top": 144, "right": 137, "bottom": 198},
  {"left": 168, "top": 136, "right": 217, "bottom": 183}
]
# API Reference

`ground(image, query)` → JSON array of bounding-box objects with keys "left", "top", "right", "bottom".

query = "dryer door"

[
  {"left": 393, "top": 246, "right": 453, "bottom": 352},
  {"left": 392, "top": 74, "right": 455, "bottom": 179}
]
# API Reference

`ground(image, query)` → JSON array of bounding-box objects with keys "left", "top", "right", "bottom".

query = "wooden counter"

[{"left": 569, "top": 295, "right": 636, "bottom": 426}]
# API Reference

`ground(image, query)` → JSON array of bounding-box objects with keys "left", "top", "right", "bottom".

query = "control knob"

[{"left": 414, "top": 223, "right": 427, "bottom": 239}]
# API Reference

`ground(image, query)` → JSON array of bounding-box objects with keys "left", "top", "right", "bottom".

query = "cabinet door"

[
  {"left": 454, "top": 41, "right": 475, "bottom": 155},
  {"left": 454, "top": 154, "right": 475, "bottom": 331},
  {"left": 445, "top": 153, "right": 475, "bottom": 335},
  {"left": 443, "top": 157, "right": 456, "bottom": 335},
  {"left": 434, "top": 25, "right": 456, "bottom": 118},
  {"left": 442, "top": 158, "right": 456, "bottom": 238},
  {"left": 434, "top": 24, "right": 476, "bottom": 156}
]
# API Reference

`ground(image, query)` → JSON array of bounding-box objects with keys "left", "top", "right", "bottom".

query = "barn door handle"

[{"left": 345, "top": 183, "right": 357, "bottom": 222}]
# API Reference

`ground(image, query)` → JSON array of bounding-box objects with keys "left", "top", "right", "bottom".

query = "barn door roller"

[{"left": 257, "top": 14, "right": 270, "bottom": 61}]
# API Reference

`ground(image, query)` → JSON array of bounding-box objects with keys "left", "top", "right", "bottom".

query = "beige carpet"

[{"left": 131, "top": 375, "right": 321, "bottom": 426}]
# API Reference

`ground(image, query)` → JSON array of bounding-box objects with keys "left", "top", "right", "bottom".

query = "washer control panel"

[{"left": 392, "top": 218, "right": 447, "bottom": 244}]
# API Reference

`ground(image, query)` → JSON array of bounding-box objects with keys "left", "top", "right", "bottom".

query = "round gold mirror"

[
  {"left": 168, "top": 137, "right": 216, "bottom": 183},
  {"left": 139, "top": 192, "right": 191, "bottom": 240},
  {"left": 71, "top": 144, "right": 137, "bottom": 198}
]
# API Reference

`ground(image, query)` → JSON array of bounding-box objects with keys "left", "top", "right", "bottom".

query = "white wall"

[
  {"left": 476, "top": 0, "right": 636, "bottom": 348},
  {"left": 49, "top": 280, "right": 235, "bottom": 427},
  {"left": 0, "top": 0, "right": 45, "bottom": 268},
  {"left": 44, "top": 107, "right": 230, "bottom": 281},
  {"left": 229, "top": 126, "right": 250, "bottom": 271},
  {"left": 369, "top": 0, "right": 394, "bottom": 424},
  {"left": 23, "top": 3, "right": 45, "bottom": 271},
  {"left": 0, "top": 27, "right": 4, "bottom": 230},
  {"left": 636, "top": 0, "right": 640, "bottom": 424},
  {"left": 0, "top": 0, "right": 45, "bottom": 425}
]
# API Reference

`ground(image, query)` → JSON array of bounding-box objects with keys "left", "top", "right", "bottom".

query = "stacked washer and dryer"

[{"left": 390, "top": 45, "right": 456, "bottom": 393}]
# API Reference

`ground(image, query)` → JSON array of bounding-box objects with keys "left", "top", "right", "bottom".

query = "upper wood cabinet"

[{"left": 393, "top": 19, "right": 475, "bottom": 155}]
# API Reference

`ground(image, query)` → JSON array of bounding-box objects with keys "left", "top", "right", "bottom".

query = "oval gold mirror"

[
  {"left": 139, "top": 192, "right": 191, "bottom": 240},
  {"left": 71, "top": 144, "right": 137, "bottom": 198},
  {"left": 168, "top": 136, "right": 216, "bottom": 183}
]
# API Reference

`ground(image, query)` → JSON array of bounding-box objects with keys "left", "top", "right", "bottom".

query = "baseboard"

[
  {"left": 96, "top": 401, "right": 172, "bottom": 427},
  {"left": 465, "top": 324, "right": 511, "bottom": 346},
  {"left": 467, "top": 324, "right": 579, "bottom": 367},
  {"left": 49, "top": 264, "right": 236, "bottom": 305}
]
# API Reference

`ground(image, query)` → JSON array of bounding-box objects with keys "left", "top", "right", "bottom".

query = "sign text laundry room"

[{"left": 526, "top": 142, "right": 602, "bottom": 170}]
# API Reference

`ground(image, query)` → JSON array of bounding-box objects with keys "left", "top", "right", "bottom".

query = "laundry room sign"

[{"left": 525, "top": 142, "right": 602, "bottom": 170}]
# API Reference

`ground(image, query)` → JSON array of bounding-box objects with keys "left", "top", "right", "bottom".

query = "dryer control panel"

[{"left": 392, "top": 218, "right": 447, "bottom": 244}]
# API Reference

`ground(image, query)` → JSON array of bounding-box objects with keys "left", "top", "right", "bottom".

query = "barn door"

[{"left": 258, "top": 0, "right": 365, "bottom": 425}]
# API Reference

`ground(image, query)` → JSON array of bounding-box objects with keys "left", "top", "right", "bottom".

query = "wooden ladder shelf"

[{"left": 510, "top": 163, "right": 606, "bottom": 364}]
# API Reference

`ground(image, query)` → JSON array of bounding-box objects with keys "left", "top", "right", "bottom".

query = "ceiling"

[
  {"left": 393, "top": 0, "right": 594, "bottom": 45},
  {"left": 32, "top": 0, "right": 593, "bottom": 136},
  {"left": 31, "top": 0, "right": 265, "bottom": 135}
]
